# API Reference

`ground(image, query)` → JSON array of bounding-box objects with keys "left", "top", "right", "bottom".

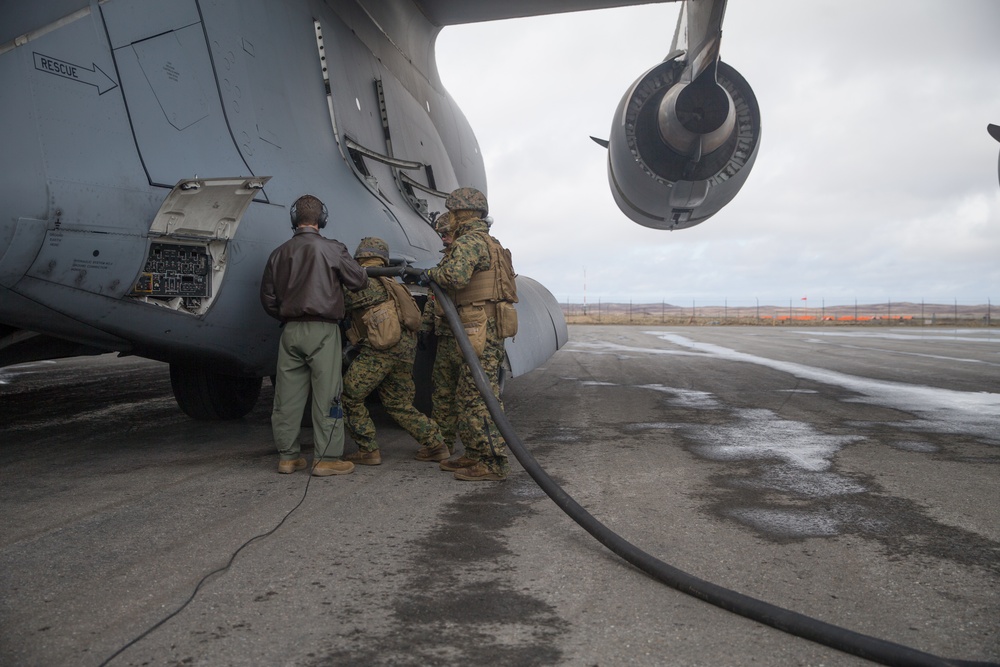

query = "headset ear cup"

[{"left": 289, "top": 195, "right": 326, "bottom": 229}]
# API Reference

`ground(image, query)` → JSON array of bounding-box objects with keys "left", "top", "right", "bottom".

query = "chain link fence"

[{"left": 561, "top": 299, "right": 996, "bottom": 326}]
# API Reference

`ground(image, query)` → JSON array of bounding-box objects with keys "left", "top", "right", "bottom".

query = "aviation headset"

[{"left": 289, "top": 195, "right": 329, "bottom": 229}]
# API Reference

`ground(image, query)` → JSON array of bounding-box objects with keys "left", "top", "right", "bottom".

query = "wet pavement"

[{"left": 1, "top": 326, "right": 998, "bottom": 666}]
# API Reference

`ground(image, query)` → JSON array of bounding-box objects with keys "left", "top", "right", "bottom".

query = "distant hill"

[{"left": 560, "top": 301, "right": 995, "bottom": 326}]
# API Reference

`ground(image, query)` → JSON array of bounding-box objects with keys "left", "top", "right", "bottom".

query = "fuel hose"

[{"left": 398, "top": 269, "right": 994, "bottom": 667}]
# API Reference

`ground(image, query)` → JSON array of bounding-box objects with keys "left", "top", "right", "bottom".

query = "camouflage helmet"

[
  {"left": 433, "top": 211, "right": 453, "bottom": 236},
  {"left": 445, "top": 187, "right": 488, "bottom": 216},
  {"left": 354, "top": 236, "right": 389, "bottom": 262}
]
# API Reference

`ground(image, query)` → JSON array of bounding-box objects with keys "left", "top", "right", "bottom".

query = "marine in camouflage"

[
  {"left": 433, "top": 211, "right": 453, "bottom": 237},
  {"left": 354, "top": 236, "right": 389, "bottom": 262},
  {"left": 343, "top": 276, "right": 444, "bottom": 454},
  {"left": 426, "top": 214, "right": 510, "bottom": 477}
]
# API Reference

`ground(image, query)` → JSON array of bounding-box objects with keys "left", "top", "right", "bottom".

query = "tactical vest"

[
  {"left": 454, "top": 232, "right": 518, "bottom": 307},
  {"left": 347, "top": 280, "right": 401, "bottom": 350},
  {"left": 454, "top": 231, "right": 519, "bottom": 340}
]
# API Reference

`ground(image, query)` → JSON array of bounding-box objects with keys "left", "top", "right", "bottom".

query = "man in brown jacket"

[{"left": 260, "top": 194, "right": 367, "bottom": 476}]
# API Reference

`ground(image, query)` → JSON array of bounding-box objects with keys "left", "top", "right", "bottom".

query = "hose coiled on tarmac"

[{"left": 406, "top": 269, "right": 995, "bottom": 667}]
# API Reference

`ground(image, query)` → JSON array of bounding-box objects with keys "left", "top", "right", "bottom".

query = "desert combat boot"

[
  {"left": 415, "top": 442, "right": 450, "bottom": 462},
  {"left": 277, "top": 457, "right": 307, "bottom": 474},
  {"left": 312, "top": 460, "right": 355, "bottom": 476},
  {"left": 345, "top": 449, "right": 382, "bottom": 466},
  {"left": 452, "top": 461, "right": 506, "bottom": 481},
  {"left": 439, "top": 455, "right": 478, "bottom": 472}
]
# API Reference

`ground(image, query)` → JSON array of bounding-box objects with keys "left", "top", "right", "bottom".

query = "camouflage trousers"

[
  {"left": 455, "top": 320, "right": 510, "bottom": 476},
  {"left": 343, "top": 347, "right": 444, "bottom": 452},
  {"left": 431, "top": 334, "right": 463, "bottom": 452}
]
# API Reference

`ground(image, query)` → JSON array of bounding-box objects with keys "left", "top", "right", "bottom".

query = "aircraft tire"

[{"left": 169, "top": 364, "right": 263, "bottom": 420}]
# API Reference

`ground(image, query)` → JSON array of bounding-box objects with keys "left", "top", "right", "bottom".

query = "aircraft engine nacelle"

[{"left": 607, "top": 55, "right": 761, "bottom": 230}]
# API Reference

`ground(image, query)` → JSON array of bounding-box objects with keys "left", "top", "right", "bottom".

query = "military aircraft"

[
  {"left": 0, "top": 0, "right": 758, "bottom": 419},
  {"left": 990, "top": 124, "right": 1000, "bottom": 186}
]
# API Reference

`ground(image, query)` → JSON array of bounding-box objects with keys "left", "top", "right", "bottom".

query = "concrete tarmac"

[{"left": 1, "top": 325, "right": 997, "bottom": 666}]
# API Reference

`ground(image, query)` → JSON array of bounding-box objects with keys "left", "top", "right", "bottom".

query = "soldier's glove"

[
  {"left": 417, "top": 331, "right": 429, "bottom": 351},
  {"left": 416, "top": 270, "right": 432, "bottom": 287}
]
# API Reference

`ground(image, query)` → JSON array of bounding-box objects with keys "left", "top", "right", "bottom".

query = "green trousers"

[{"left": 271, "top": 321, "right": 345, "bottom": 461}]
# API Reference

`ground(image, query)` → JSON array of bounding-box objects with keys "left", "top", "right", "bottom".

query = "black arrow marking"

[{"left": 33, "top": 52, "right": 118, "bottom": 95}]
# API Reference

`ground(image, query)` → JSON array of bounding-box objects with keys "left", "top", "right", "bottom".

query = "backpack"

[{"left": 380, "top": 277, "right": 421, "bottom": 332}]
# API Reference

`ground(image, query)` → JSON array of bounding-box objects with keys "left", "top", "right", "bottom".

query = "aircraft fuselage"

[{"left": 0, "top": 0, "right": 566, "bottom": 407}]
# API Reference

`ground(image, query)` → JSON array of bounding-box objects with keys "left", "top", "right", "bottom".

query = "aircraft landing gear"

[{"left": 169, "top": 364, "right": 262, "bottom": 420}]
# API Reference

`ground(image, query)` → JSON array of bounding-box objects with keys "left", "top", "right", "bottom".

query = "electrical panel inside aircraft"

[{"left": 131, "top": 242, "right": 211, "bottom": 298}]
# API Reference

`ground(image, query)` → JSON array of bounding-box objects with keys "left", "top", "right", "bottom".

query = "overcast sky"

[{"left": 435, "top": 0, "right": 1000, "bottom": 307}]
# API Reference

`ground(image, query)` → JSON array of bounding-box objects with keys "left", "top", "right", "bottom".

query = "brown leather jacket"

[{"left": 260, "top": 227, "right": 367, "bottom": 323}]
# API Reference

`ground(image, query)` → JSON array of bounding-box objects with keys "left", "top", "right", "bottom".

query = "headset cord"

[
  {"left": 99, "top": 444, "right": 325, "bottom": 666},
  {"left": 99, "top": 475, "right": 314, "bottom": 666}
]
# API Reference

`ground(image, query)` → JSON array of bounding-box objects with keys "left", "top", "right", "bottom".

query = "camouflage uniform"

[
  {"left": 427, "top": 215, "right": 510, "bottom": 478},
  {"left": 343, "top": 276, "right": 445, "bottom": 455},
  {"left": 420, "top": 284, "right": 462, "bottom": 453}
]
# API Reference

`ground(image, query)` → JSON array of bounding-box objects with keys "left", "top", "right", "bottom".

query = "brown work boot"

[
  {"left": 345, "top": 449, "right": 382, "bottom": 466},
  {"left": 312, "top": 460, "right": 354, "bottom": 476},
  {"left": 277, "top": 457, "right": 307, "bottom": 474},
  {"left": 439, "top": 455, "right": 477, "bottom": 472},
  {"left": 415, "top": 442, "right": 449, "bottom": 462},
  {"left": 453, "top": 461, "right": 506, "bottom": 481}
]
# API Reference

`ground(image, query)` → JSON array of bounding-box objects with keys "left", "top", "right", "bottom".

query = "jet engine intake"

[{"left": 607, "top": 56, "right": 761, "bottom": 230}]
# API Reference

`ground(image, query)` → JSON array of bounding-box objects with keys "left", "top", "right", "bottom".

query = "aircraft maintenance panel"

[{"left": 131, "top": 243, "right": 211, "bottom": 298}]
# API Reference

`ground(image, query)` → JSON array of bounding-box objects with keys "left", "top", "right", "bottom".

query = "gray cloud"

[{"left": 436, "top": 0, "right": 1000, "bottom": 306}]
